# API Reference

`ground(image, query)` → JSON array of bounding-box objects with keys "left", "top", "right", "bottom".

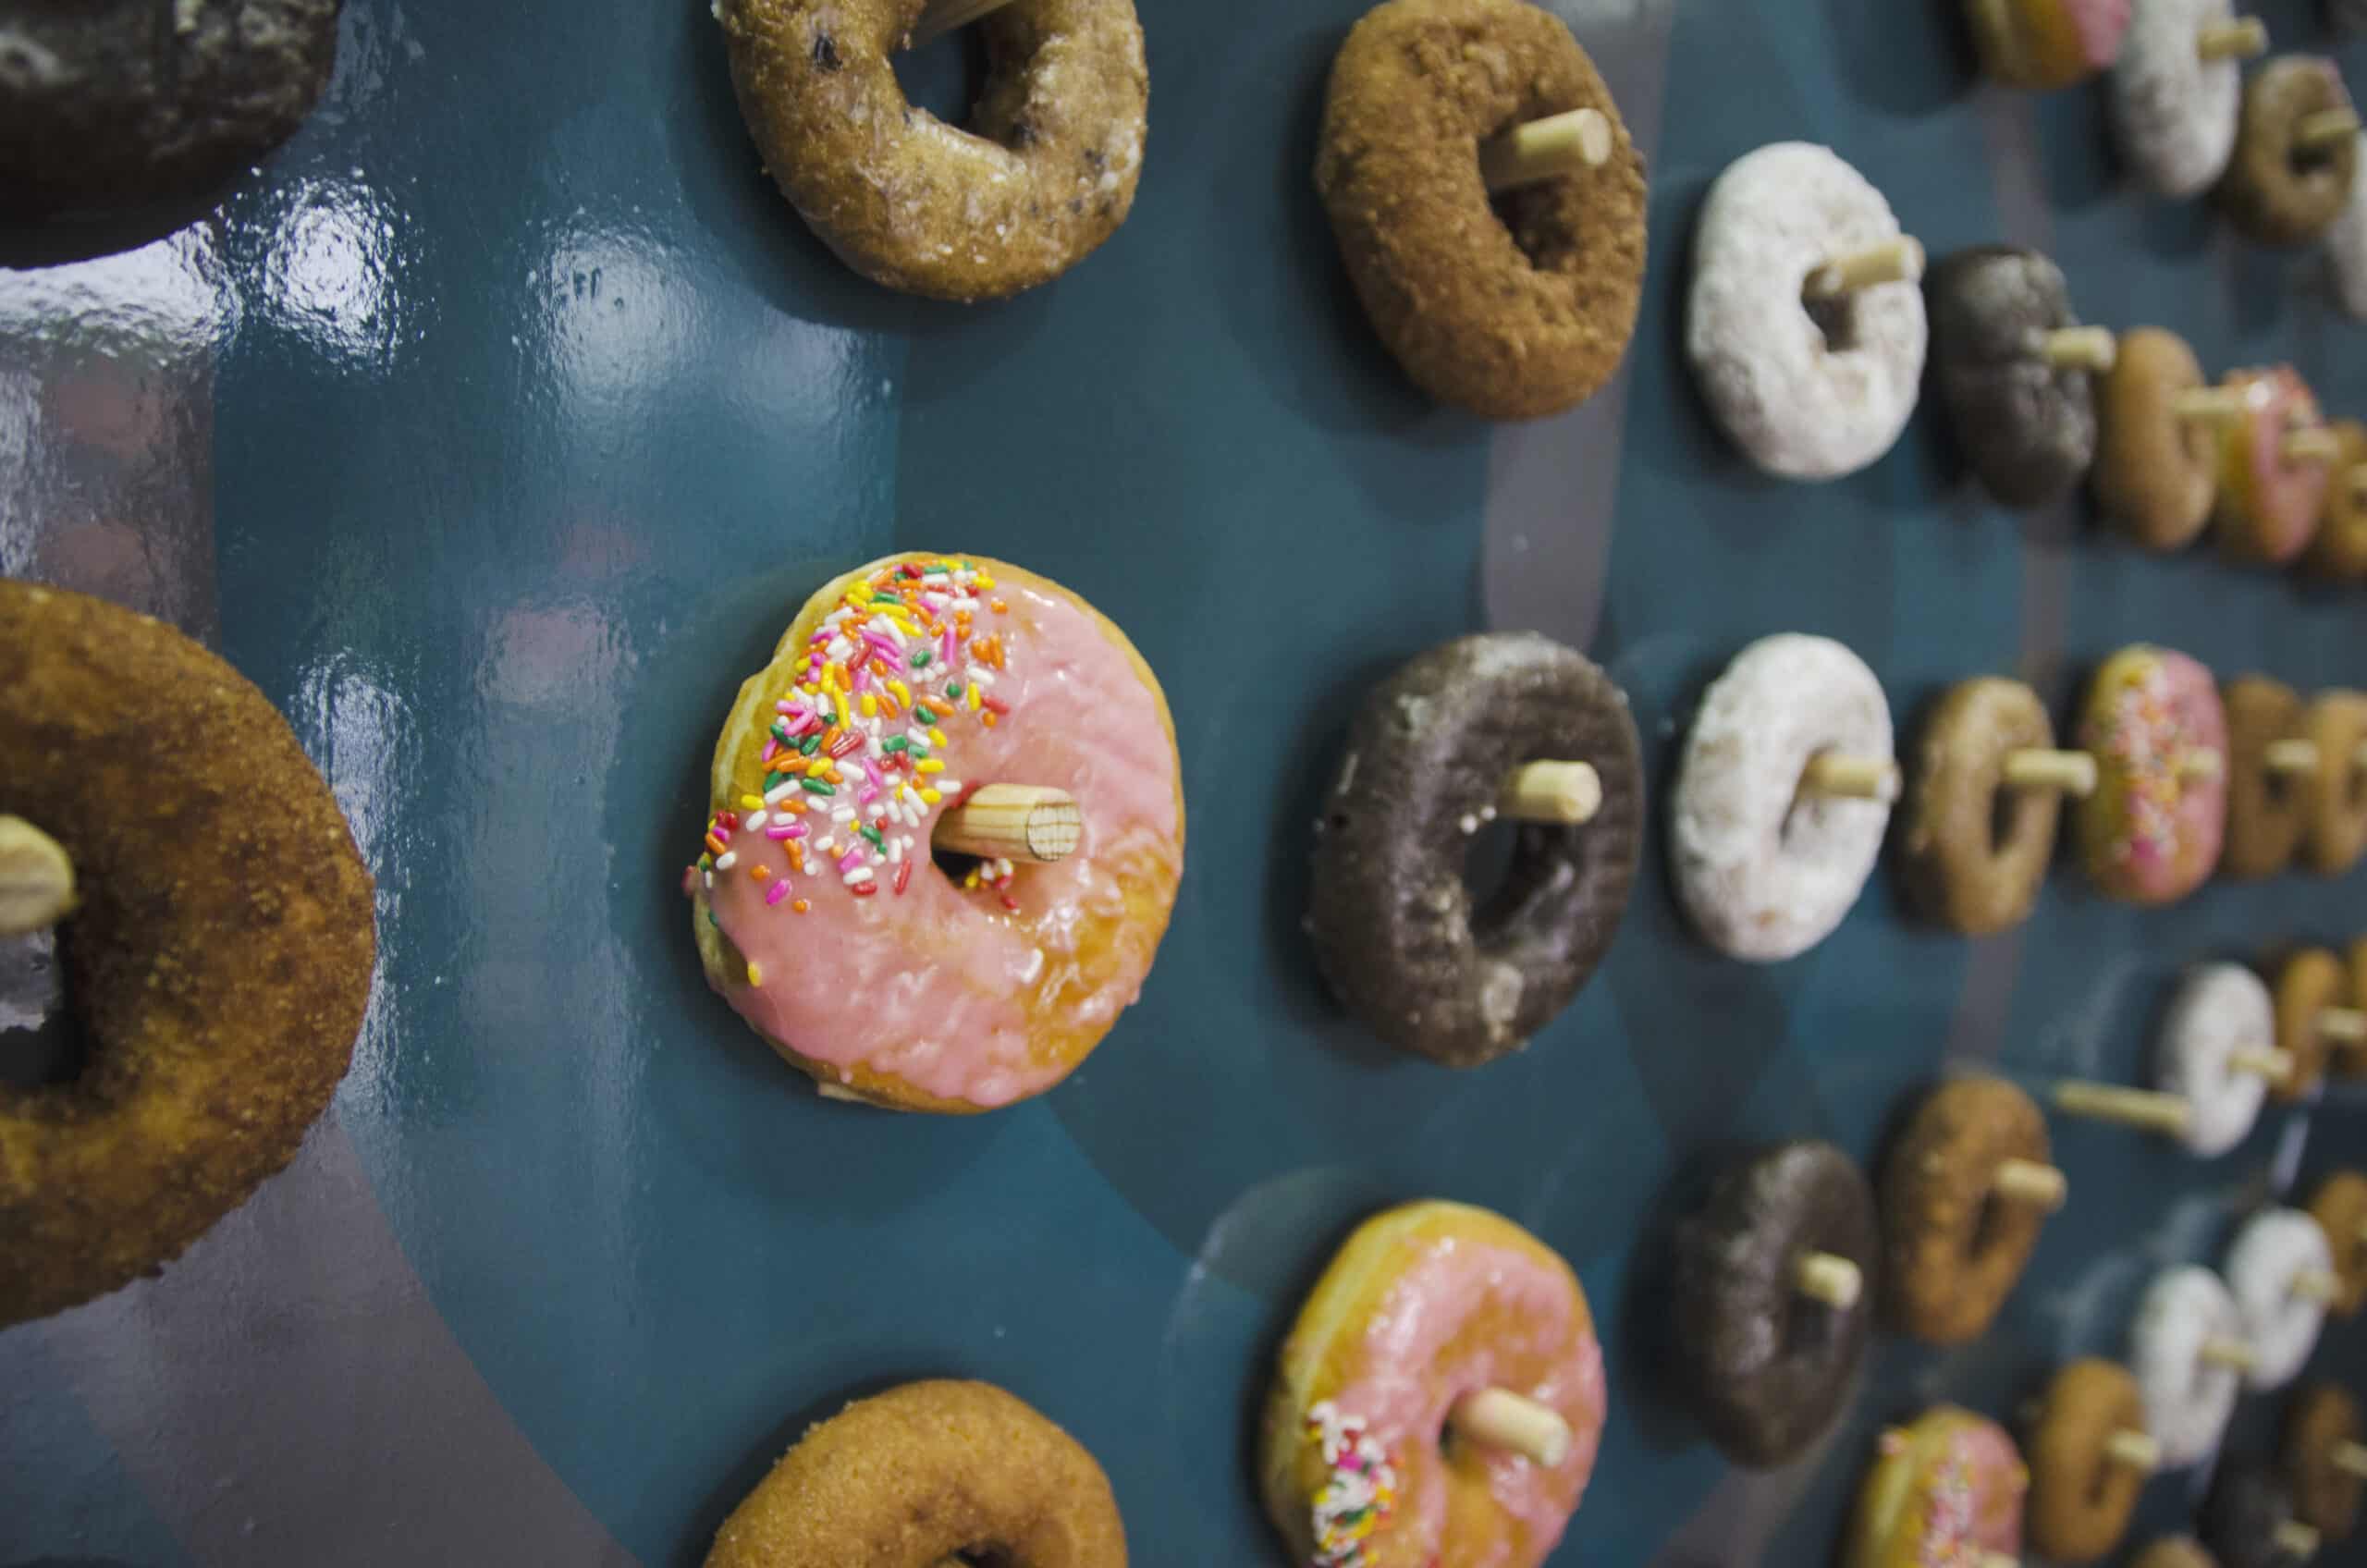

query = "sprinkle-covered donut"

[
  {"left": 2202, "top": 1459, "right": 2315, "bottom": 1568},
  {"left": 716, "top": 0, "right": 1148, "bottom": 301},
  {"left": 2220, "top": 56, "right": 2360, "bottom": 246},
  {"left": 2223, "top": 677, "right": 2310, "bottom": 879},
  {"left": 2302, "top": 422, "right": 2367, "bottom": 578},
  {"left": 2214, "top": 367, "right": 2331, "bottom": 565},
  {"left": 2272, "top": 949, "right": 2346, "bottom": 1102},
  {"left": 1260, "top": 1201, "right": 1605, "bottom": 1568},
  {"left": 2284, "top": 1383, "right": 2364, "bottom": 1539},
  {"left": 1672, "top": 634, "right": 1894, "bottom": 962},
  {"left": 1314, "top": 0, "right": 1648, "bottom": 422},
  {"left": 2156, "top": 962, "right": 2277, "bottom": 1157},
  {"left": 1307, "top": 633, "right": 1642, "bottom": 1067},
  {"left": 2299, "top": 692, "right": 2367, "bottom": 875},
  {"left": 1687, "top": 142, "right": 1928, "bottom": 480},
  {"left": 2027, "top": 1358, "right": 2153, "bottom": 1564},
  {"left": 1671, "top": 1141, "right": 1878, "bottom": 1469},
  {"left": 2095, "top": 326, "right": 2221, "bottom": 550},
  {"left": 2325, "top": 147, "right": 2367, "bottom": 319},
  {"left": 1846, "top": 1405, "right": 2029, "bottom": 1568},
  {"left": 2226, "top": 1207, "right": 2335, "bottom": 1390},
  {"left": 1882, "top": 1077, "right": 2057, "bottom": 1345},
  {"left": 1968, "top": 0, "right": 2133, "bottom": 88},
  {"left": 1927, "top": 245, "right": 2102, "bottom": 507},
  {"left": 2131, "top": 1265, "right": 2244, "bottom": 1466},
  {"left": 2075, "top": 645, "right": 2226, "bottom": 905},
  {"left": 2111, "top": 0, "right": 2247, "bottom": 196},
  {"left": 703, "top": 1379, "right": 1126, "bottom": 1568},
  {"left": 1900, "top": 677, "right": 2066, "bottom": 936},
  {"left": 2305, "top": 1170, "right": 2367, "bottom": 1316}
]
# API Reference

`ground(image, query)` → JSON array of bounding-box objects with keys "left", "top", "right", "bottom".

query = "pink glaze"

[
  {"left": 2229, "top": 367, "right": 2331, "bottom": 562},
  {"left": 703, "top": 570, "right": 1180, "bottom": 1109},
  {"left": 1870, "top": 1413, "right": 2025, "bottom": 1565},
  {"left": 2065, "top": 0, "right": 2131, "bottom": 69},
  {"left": 1327, "top": 1238, "right": 1605, "bottom": 1568},
  {"left": 2079, "top": 648, "right": 2226, "bottom": 903}
]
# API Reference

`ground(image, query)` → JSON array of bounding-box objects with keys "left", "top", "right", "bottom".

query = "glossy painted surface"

[{"left": 6, "top": 1, "right": 2367, "bottom": 1563}]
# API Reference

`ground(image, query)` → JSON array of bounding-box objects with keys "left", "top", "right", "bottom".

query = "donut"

[
  {"left": 1686, "top": 142, "right": 1927, "bottom": 480},
  {"left": 2095, "top": 326, "right": 2221, "bottom": 550},
  {"left": 2349, "top": 941, "right": 2367, "bottom": 1079},
  {"left": 2226, "top": 1207, "right": 2335, "bottom": 1390},
  {"left": 1882, "top": 1077, "right": 2057, "bottom": 1346},
  {"left": 1967, "top": 0, "right": 2132, "bottom": 88},
  {"left": 1900, "top": 678, "right": 2066, "bottom": 937},
  {"left": 2213, "top": 367, "right": 2331, "bottom": 565},
  {"left": 2325, "top": 149, "right": 2367, "bottom": 320},
  {"left": 2219, "top": 56, "right": 2360, "bottom": 246},
  {"left": 2202, "top": 1460, "right": 2314, "bottom": 1568},
  {"left": 2223, "top": 677, "right": 2310, "bottom": 879},
  {"left": 703, "top": 1379, "right": 1125, "bottom": 1567},
  {"left": 716, "top": 0, "right": 1147, "bottom": 301},
  {"left": 1259, "top": 1200, "right": 1605, "bottom": 1568},
  {"left": 2075, "top": 645, "right": 2226, "bottom": 905},
  {"left": 2297, "top": 692, "right": 2367, "bottom": 875},
  {"left": 1314, "top": 0, "right": 1649, "bottom": 422},
  {"left": 2301, "top": 422, "right": 2367, "bottom": 578},
  {"left": 2154, "top": 962, "right": 2277, "bottom": 1157},
  {"left": 2272, "top": 949, "right": 2347, "bottom": 1103},
  {"left": 2284, "top": 1384, "right": 2364, "bottom": 1538},
  {"left": 686, "top": 554, "right": 1184, "bottom": 1114},
  {"left": 1671, "top": 634, "right": 1894, "bottom": 962},
  {"left": 1306, "top": 633, "right": 1642, "bottom": 1067},
  {"left": 2110, "top": 0, "right": 2248, "bottom": 197},
  {"left": 2304, "top": 1170, "right": 2367, "bottom": 1315},
  {"left": 1845, "top": 1405, "right": 2028, "bottom": 1568},
  {"left": 1670, "top": 1140, "right": 1878, "bottom": 1469},
  {"left": 0, "top": 0, "right": 340, "bottom": 239},
  {"left": 1926, "top": 246, "right": 2102, "bottom": 507},
  {"left": 2130, "top": 1265, "right": 2244, "bottom": 1466},
  {"left": 2134, "top": 1541, "right": 2225, "bottom": 1568},
  {"left": 2026, "top": 1358, "right": 2153, "bottom": 1564},
  {"left": 0, "top": 581, "right": 375, "bottom": 1327}
]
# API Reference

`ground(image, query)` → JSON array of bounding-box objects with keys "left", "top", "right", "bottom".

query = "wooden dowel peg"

[
  {"left": 2201, "top": 1336, "right": 2258, "bottom": 1374},
  {"left": 2284, "top": 428, "right": 2344, "bottom": 465},
  {"left": 2292, "top": 1268, "right": 2342, "bottom": 1305},
  {"left": 1500, "top": 761, "right": 1603, "bottom": 826},
  {"left": 815, "top": 1082, "right": 865, "bottom": 1103},
  {"left": 2197, "top": 17, "right": 2269, "bottom": 59},
  {"left": 1977, "top": 1556, "right": 2018, "bottom": 1568},
  {"left": 2030, "top": 326, "right": 2116, "bottom": 373},
  {"left": 2274, "top": 1520, "right": 2321, "bottom": 1559},
  {"left": 2003, "top": 749, "right": 2097, "bottom": 797},
  {"left": 1993, "top": 1158, "right": 2068, "bottom": 1209},
  {"left": 2229, "top": 1047, "right": 2296, "bottom": 1084},
  {"left": 2333, "top": 1439, "right": 2367, "bottom": 1477},
  {"left": 2297, "top": 108, "right": 2364, "bottom": 154},
  {"left": 932, "top": 785, "right": 1082, "bottom": 864},
  {"left": 2175, "top": 387, "right": 2247, "bottom": 423},
  {"left": 2054, "top": 1081, "right": 2193, "bottom": 1137},
  {"left": 2348, "top": 464, "right": 2367, "bottom": 510},
  {"left": 1804, "top": 237, "right": 1926, "bottom": 300},
  {"left": 0, "top": 816, "right": 75, "bottom": 937},
  {"left": 1448, "top": 1388, "right": 1570, "bottom": 1467},
  {"left": 910, "top": 0, "right": 1015, "bottom": 45},
  {"left": 1793, "top": 1250, "right": 1864, "bottom": 1309},
  {"left": 2105, "top": 1428, "right": 2161, "bottom": 1472},
  {"left": 2319, "top": 1007, "right": 2367, "bottom": 1045},
  {"left": 2266, "top": 739, "right": 2324, "bottom": 777},
  {"left": 2179, "top": 749, "right": 2224, "bottom": 783},
  {"left": 1479, "top": 107, "right": 1613, "bottom": 192},
  {"left": 1800, "top": 753, "right": 1901, "bottom": 803}
]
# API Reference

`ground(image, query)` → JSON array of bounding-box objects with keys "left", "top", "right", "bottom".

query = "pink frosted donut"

[
  {"left": 2076, "top": 646, "right": 2227, "bottom": 904},
  {"left": 1846, "top": 1405, "right": 2029, "bottom": 1568},
  {"left": 2214, "top": 366, "right": 2331, "bottom": 564},
  {"left": 1968, "top": 0, "right": 2130, "bottom": 89}
]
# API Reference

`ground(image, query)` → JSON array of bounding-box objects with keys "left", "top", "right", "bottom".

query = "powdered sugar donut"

[
  {"left": 2154, "top": 962, "right": 2276, "bottom": 1157},
  {"left": 2132, "top": 1266, "right": 2245, "bottom": 1465},
  {"left": 2226, "top": 1208, "right": 2334, "bottom": 1390},
  {"left": 1672, "top": 634, "right": 1894, "bottom": 962},
  {"left": 1686, "top": 143, "right": 1927, "bottom": 480},
  {"left": 2111, "top": 0, "right": 2246, "bottom": 197},
  {"left": 2324, "top": 142, "right": 2367, "bottom": 319}
]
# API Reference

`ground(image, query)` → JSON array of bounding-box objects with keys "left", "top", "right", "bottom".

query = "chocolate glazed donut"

[
  {"left": 1308, "top": 633, "right": 1642, "bottom": 1066},
  {"left": 1672, "top": 1141, "right": 1877, "bottom": 1468},
  {"left": 1926, "top": 246, "right": 2099, "bottom": 508},
  {"left": 2203, "top": 1459, "right": 2311, "bottom": 1568}
]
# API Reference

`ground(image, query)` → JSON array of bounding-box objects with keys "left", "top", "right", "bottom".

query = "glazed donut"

[
  {"left": 2075, "top": 645, "right": 2226, "bottom": 906},
  {"left": 2226, "top": 1207, "right": 2335, "bottom": 1390},
  {"left": 1670, "top": 1141, "right": 1877, "bottom": 1469},
  {"left": 2272, "top": 949, "right": 2348, "bottom": 1103},
  {"left": 2284, "top": 1384, "right": 2365, "bottom": 1538},
  {"left": 703, "top": 1379, "right": 1125, "bottom": 1568},
  {"left": 1899, "top": 677, "right": 2069, "bottom": 937},
  {"left": 2325, "top": 150, "right": 2367, "bottom": 319},
  {"left": 1686, "top": 142, "right": 1927, "bottom": 480},
  {"left": 1260, "top": 1201, "right": 1604, "bottom": 1568},
  {"left": 2202, "top": 1460, "right": 2317, "bottom": 1568},
  {"left": 687, "top": 554, "right": 1183, "bottom": 1114},
  {"left": 2154, "top": 962, "right": 2277, "bottom": 1157},
  {"left": 1967, "top": 0, "right": 2132, "bottom": 88},
  {"left": 1315, "top": 0, "right": 1649, "bottom": 422},
  {"left": 1926, "top": 246, "right": 2103, "bottom": 507},
  {"left": 2110, "top": 0, "right": 2249, "bottom": 197},
  {"left": 1307, "top": 632, "right": 1642, "bottom": 1067},
  {"left": 2302, "top": 422, "right": 2367, "bottom": 578},
  {"left": 1671, "top": 634, "right": 1894, "bottom": 962},
  {"left": 0, "top": 582, "right": 375, "bottom": 1328},
  {"left": 2298, "top": 692, "right": 2367, "bottom": 875},
  {"left": 2027, "top": 1358, "right": 2154, "bottom": 1564},
  {"left": 2095, "top": 326, "right": 2221, "bottom": 550},
  {"left": 1846, "top": 1405, "right": 2027, "bottom": 1568},
  {"left": 1882, "top": 1077, "right": 2059, "bottom": 1345},
  {"left": 2213, "top": 368, "right": 2331, "bottom": 565},
  {"left": 2304, "top": 1170, "right": 2367, "bottom": 1315},
  {"left": 2134, "top": 1540, "right": 2225, "bottom": 1568},
  {"left": 2130, "top": 1265, "right": 2245, "bottom": 1466},
  {"left": 2223, "top": 677, "right": 2310, "bottom": 879},
  {"left": 2219, "top": 56, "right": 2361, "bottom": 246},
  {"left": 716, "top": 0, "right": 1147, "bottom": 301}
]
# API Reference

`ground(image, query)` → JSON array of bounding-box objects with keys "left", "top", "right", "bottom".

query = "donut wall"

[{"left": 13, "top": 0, "right": 2367, "bottom": 1563}]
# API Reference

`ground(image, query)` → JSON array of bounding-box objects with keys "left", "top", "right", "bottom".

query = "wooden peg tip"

[
  {"left": 2284, "top": 428, "right": 2345, "bottom": 466},
  {"left": 1500, "top": 761, "right": 1602, "bottom": 826},
  {"left": 2228, "top": 1047, "right": 2296, "bottom": 1085},
  {"left": 2196, "top": 16, "right": 2268, "bottom": 59},
  {"left": 1792, "top": 1250, "right": 1864, "bottom": 1309},
  {"left": 2105, "top": 1428, "right": 2160, "bottom": 1472},
  {"left": 2002, "top": 749, "right": 2097, "bottom": 798},
  {"left": 0, "top": 815, "right": 76, "bottom": 937},
  {"left": 2175, "top": 386, "right": 2248, "bottom": 423},
  {"left": 2292, "top": 1268, "right": 2342, "bottom": 1305},
  {"left": 2319, "top": 1007, "right": 2367, "bottom": 1045},
  {"left": 932, "top": 784, "right": 1082, "bottom": 864},
  {"left": 1480, "top": 107, "right": 1614, "bottom": 191},
  {"left": 1993, "top": 1158, "right": 2068, "bottom": 1209},
  {"left": 2200, "top": 1335, "right": 2257, "bottom": 1373},
  {"left": 2297, "top": 107, "right": 2364, "bottom": 155},
  {"left": 1448, "top": 1388, "right": 1570, "bottom": 1467},
  {"left": 1804, "top": 237, "right": 1925, "bottom": 300},
  {"left": 1800, "top": 753, "right": 1901, "bottom": 803},
  {"left": 2274, "top": 1520, "right": 2321, "bottom": 1559},
  {"left": 2054, "top": 1081, "right": 2193, "bottom": 1136},
  {"left": 2264, "top": 739, "right": 2323, "bottom": 778},
  {"left": 2333, "top": 1439, "right": 2367, "bottom": 1477},
  {"left": 2030, "top": 326, "right": 2116, "bottom": 373}
]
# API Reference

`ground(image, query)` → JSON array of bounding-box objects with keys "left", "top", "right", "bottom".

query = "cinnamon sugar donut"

[
  {"left": 2284, "top": 1383, "right": 2364, "bottom": 1538},
  {"left": 2299, "top": 691, "right": 2367, "bottom": 875},
  {"left": 2305, "top": 1170, "right": 2367, "bottom": 1314},
  {"left": 2027, "top": 1358, "right": 2152, "bottom": 1563},
  {"left": 1882, "top": 1077, "right": 2054, "bottom": 1345},
  {"left": 2223, "top": 676, "right": 2309, "bottom": 879},
  {"left": 2302, "top": 421, "right": 2367, "bottom": 581},
  {"left": 2220, "top": 56, "right": 2359, "bottom": 246},
  {"left": 2274, "top": 949, "right": 2346, "bottom": 1101},
  {"left": 2095, "top": 326, "right": 2220, "bottom": 551},
  {"left": 1899, "top": 677, "right": 2063, "bottom": 937}
]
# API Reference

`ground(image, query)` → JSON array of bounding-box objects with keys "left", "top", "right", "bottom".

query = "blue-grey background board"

[{"left": 6, "top": 0, "right": 2367, "bottom": 1562}]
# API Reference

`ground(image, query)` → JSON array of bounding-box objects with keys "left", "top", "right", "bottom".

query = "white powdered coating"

[
  {"left": 1685, "top": 142, "right": 1926, "bottom": 480},
  {"left": 2153, "top": 962, "right": 2273, "bottom": 1157},
  {"left": 2225, "top": 1207, "right": 2333, "bottom": 1390},
  {"left": 1671, "top": 634, "right": 1893, "bottom": 962},
  {"left": 2325, "top": 135, "right": 2367, "bottom": 319},
  {"left": 2111, "top": 0, "right": 2242, "bottom": 196},
  {"left": 2131, "top": 1265, "right": 2243, "bottom": 1465}
]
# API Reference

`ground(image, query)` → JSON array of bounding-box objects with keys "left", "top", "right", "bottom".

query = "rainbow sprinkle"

[
  {"left": 690, "top": 559, "right": 1012, "bottom": 921},
  {"left": 1306, "top": 1401, "right": 1397, "bottom": 1568}
]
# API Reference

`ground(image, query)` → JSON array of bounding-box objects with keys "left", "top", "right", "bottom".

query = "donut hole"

[
  {"left": 1988, "top": 785, "right": 2020, "bottom": 854},
  {"left": 1967, "top": 1186, "right": 2009, "bottom": 1264},
  {"left": 1458, "top": 814, "right": 1524, "bottom": 937},
  {"left": 943, "top": 1550, "right": 1016, "bottom": 1568},
  {"left": 888, "top": 10, "right": 1047, "bottom": 154},
  {"left": 0, "top": 925, "right": 86, "bottom": 1088},
  {"left": 1801, "top": 288, "right": 1860, "bottom": 355},
  {"left": 1485, "top": 181, "right": 1582, "bottom": 275}
]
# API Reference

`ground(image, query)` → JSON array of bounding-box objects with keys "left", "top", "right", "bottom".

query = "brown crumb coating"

[{"left": 1882, "top": 1076, "right": 2051, "bottom": 1345}]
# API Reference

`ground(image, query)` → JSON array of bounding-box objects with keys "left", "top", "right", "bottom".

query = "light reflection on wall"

[{"left": 257, "top": 178, "right": 408, "bottom": 370}]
